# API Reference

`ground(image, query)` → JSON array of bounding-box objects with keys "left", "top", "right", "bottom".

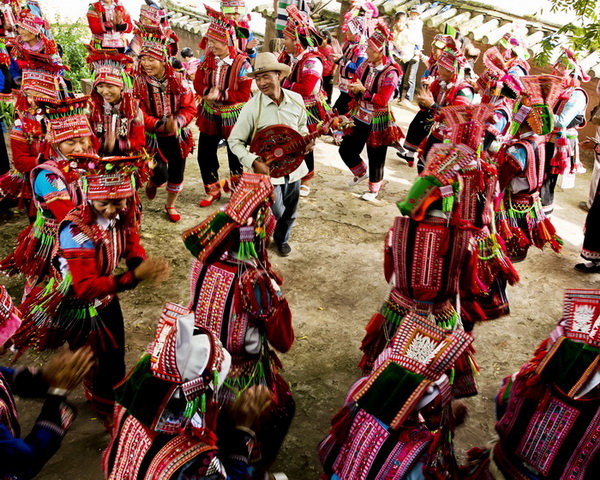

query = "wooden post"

[
  {"left": 338, "top": 0, "right": 351, "bottom": 39},
  {"left": 261, "top": 0, "right": 278, "bottom": 52}
]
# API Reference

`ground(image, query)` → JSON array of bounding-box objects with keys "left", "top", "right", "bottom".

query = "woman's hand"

[
  {"left": 134, "top": 257, "right": 170, "bottom": 282},
  {"left": 415, "top": 87, "right": 435, "bottom": 108},
  {"left": 230, "top": 385, "right": 274, "bottom": 429},
  {"left": 42, "top": 347, "right": 95, "bottom": 392}
]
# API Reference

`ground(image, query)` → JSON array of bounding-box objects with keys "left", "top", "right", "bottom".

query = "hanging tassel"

[
  {"left": 237, "top": 225, "right": 258, "bottom": 260},
  {"left": 440, "top": 184, "right": 455, "bottom": 213},
  {"left": 184, "top": 396, "right": 200, "bottom": 419}
]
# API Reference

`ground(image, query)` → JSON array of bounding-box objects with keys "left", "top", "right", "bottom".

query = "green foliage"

[
  {"left": 536, "top": 0, "right": 600, "bottom": 66},
  {"left": 52, "top": 22, "right": 92, "bottom": 93}
]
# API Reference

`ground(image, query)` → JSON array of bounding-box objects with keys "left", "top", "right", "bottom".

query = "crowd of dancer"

[{"left": 0, "top": 0, "right": 598, "bottom": 479}]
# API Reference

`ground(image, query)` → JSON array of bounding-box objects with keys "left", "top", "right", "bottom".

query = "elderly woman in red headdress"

[
  {"left": 10, "top": 7, "right": 56, "bottom": 56},
  {"left": 339, "top": 21, "right": 403, "bottom": 201},
  {"left": 194, "top": 7, "right": 252, "bottom": 207},
  {"left": 86, "top": 46, "right": 146, "bottom": 156},
  {"left": 2, "top": 43, "right": 70, "bottom": 218},
  {"left": 13, "top": 155, "right": 169, "bottom": 423},
  {"left": 134, "top": 26, "right": 196, "bottom": 222},
  {"left": 87, "top": 0, "right": 133, "bottom": 53},
  {"left": 0, "top": 97, "right": 96, "bottom": 288}
]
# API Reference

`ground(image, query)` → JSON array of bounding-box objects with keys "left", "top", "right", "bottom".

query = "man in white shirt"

[{"left": 229, "top": 52, "right": 313, "bottom": 257}]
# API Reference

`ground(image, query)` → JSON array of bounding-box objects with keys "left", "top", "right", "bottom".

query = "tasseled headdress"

[
  {"left": 38, "top": 96, "right": 93, "bottom": 145},
  {"left": 69, "top": 152, "right": 151, "bottom": 200},
  {"left": 115, "top": 303, "right": 231, "bottom": 435},
  {"left": 553, "top": 48, "right": 591, "bottom": 83},
  {"left": 518, "top": 75, "right": 565, "bottom": 135},
  {"left": 283, "top": 4, "right": 323, "bottom": 54}
]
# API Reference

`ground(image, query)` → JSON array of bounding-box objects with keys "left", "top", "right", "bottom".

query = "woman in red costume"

[
  {"left": 194, "top": 8, "right": 252, "bottom": 207},
  {"left": 86, "top": 0, "right": 132, "bottom": 52},
  {"left": 134, "top": 26, "right": 196, "bottom": 222},
  {"left": 86, "top": 46, "right": 146, "bottom": 156}
]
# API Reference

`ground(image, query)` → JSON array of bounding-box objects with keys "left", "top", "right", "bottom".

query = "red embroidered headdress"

[
  {"left": 70, "top": 153, "right": 151, "bottom": 200},
  {"left": 367, "top": 20, "right": 391, "bottom": 53},
  {"left": 10, "top": 42, "right": 70, "bottom": 109},
  {"left": 519, "top": 75, "right": 565, "bottom": 135},
  {"left": 115, "top": 302, "right": 231, "bottom": 434},
  {"left": 199, "top": 4, "right": 237, "bottom": 52},
  {"left": 553, "top": 48, "right": 591, "bottom": 83},
  {"left": 284, "top": 4, "right": 323, "bottom": 48},
  {"left": 436, "top": 47, "right": 466, "bottom": 73},
  {"left": 137, "top": 23, "right": 170, "bottom": 62},
  {"left": 38, "top": 96, "right": 93, "bottom": 145},
  {"left": 183, "top": 173, "right": 275, "bottom": 262},
  {"left": 86, "top": 45, "right": 133, "bottom": 89}
]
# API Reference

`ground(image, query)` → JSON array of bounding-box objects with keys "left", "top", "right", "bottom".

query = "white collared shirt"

[{"left": 228, "top": 88, "right": 309, "bottom": 184}]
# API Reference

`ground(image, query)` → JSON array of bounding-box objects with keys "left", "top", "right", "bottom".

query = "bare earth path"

[{"left": 1, "top": 102, "right": 596, "bottom": 479}]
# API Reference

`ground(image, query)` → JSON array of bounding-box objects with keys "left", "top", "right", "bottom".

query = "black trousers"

[
  {"left": 541, "top": 142, "right": 557, "bottom": 208},
  {"left": 197, "top": 132, "right": 242, "bottom": 188},
  {"left": 151, "top": 135, "right": 187, "bottom": 187},
  {"left": 84, "top": 296, "right": 126, "bottom": 417},
  {"left": 323, "top": 75, "right": 334, "bottom": 105},
  {"left": 333, "top": 91, "right": 353, "bottom": 116},
  {"left": 339, "top": 120, "right": 387, "bottom": 184}
]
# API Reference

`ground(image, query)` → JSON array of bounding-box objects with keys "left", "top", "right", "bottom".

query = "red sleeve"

[
  {"left": 127, "top": 110, "right": 147, "bottom": 152},
  {"left": 116, "top": 6, "right": 133, "bottom": 33},
  {"left": 61, "top": 225, "right": 142, "bottom": 301},
  {"left": 223, "top": 71, "right": 252, "bottom": 104},
  {"left": 176, "top": 87, "right": 197, "bottom": 129},
  {"left": 10, "top": 132, "right": 39, "bottom": 173},
  {"left": 289, "top": 71, "right": 320, "bottom": 97},
  {"left": 86, "top": 5, "right": 106, "bottom": 35},
  {"left": 369, "top": 69, "right": 399, "bottom": 107},
  {"left": 193, "top": 65, "right": 209, "bottom": 97},
  {"left": 122, "top": 227, "right": 146, "bottom": 263}
]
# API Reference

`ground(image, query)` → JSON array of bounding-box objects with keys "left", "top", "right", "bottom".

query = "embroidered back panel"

[
  {"left": 190, "top": 261, "right": 247, "bottom": 355},
  {"left": 107, "top": 415, "right": 155, "bottom": 480},
  {"left": 332, "top": 409, "right": 432, "bottom": 480},
  {"left": 144, "top": 434, "right": 217, "bottom": 479},
  {"left": 392, "top": 216, "right": 470, "bottom": 302},
  {"left": 562, "top": 289, "right": 600, "bottom": 348}
]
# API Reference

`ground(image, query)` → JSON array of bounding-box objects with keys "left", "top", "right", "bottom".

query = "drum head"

[{"left": 250, "top": 125, "right": 305, "bottom": 178}]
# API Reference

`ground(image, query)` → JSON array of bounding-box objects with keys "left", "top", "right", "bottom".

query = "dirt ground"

[{"left": 1, "top": 101, "right": 597, "bottom": 479}]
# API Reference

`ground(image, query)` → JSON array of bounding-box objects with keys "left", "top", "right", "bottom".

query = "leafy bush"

[{"left": 52, "top": 22, "right": 92, "bottom": 92}]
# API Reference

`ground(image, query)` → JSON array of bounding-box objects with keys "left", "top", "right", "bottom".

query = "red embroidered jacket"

[
  {"left": 59, "top": 205, "right": 146, "bottom": 301},
  {"left": 134, "top": 73, "right": 196, "bottom": 136},
  {"left": 193, "top": 53, "right": 252, "bottom": 106}
]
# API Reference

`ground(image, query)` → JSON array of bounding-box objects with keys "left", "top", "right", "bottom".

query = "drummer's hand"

[
  {"left": 252, "top": 159, "right": 270, "bottom": 175},
  {"left": 304, "top": 139, "right": 315, "bottom": 154}
]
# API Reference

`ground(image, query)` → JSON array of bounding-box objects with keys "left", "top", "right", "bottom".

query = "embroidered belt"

[{"left": 387, "top": 288, "right": 456, "bottom": 317}]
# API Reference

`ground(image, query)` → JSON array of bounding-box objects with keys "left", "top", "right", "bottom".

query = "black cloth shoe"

[
  {"left": 277, "top": 242, "right": 292, "bottom": 257},
  {"left": 575, "top": 262, "right": 600, "bottom": 273}
]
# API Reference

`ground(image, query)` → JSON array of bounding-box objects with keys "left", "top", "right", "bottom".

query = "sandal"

[
  {"left": 198, "top": 193, "right": 221, "bottom": 208},
  {"left": 165, "top": 205, "right": 181, "bottom": 222},
  {"left": 299, "top": 184, "right": 311, "bottom": 197}
]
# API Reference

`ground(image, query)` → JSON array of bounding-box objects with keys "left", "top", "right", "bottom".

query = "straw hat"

[{"left": 247, "top": 52, "right": 290, "bottom": 78}]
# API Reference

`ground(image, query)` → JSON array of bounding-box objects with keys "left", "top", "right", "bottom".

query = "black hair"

[{"left": 180, "top": 47, "right": 194, "bottom": 58}]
